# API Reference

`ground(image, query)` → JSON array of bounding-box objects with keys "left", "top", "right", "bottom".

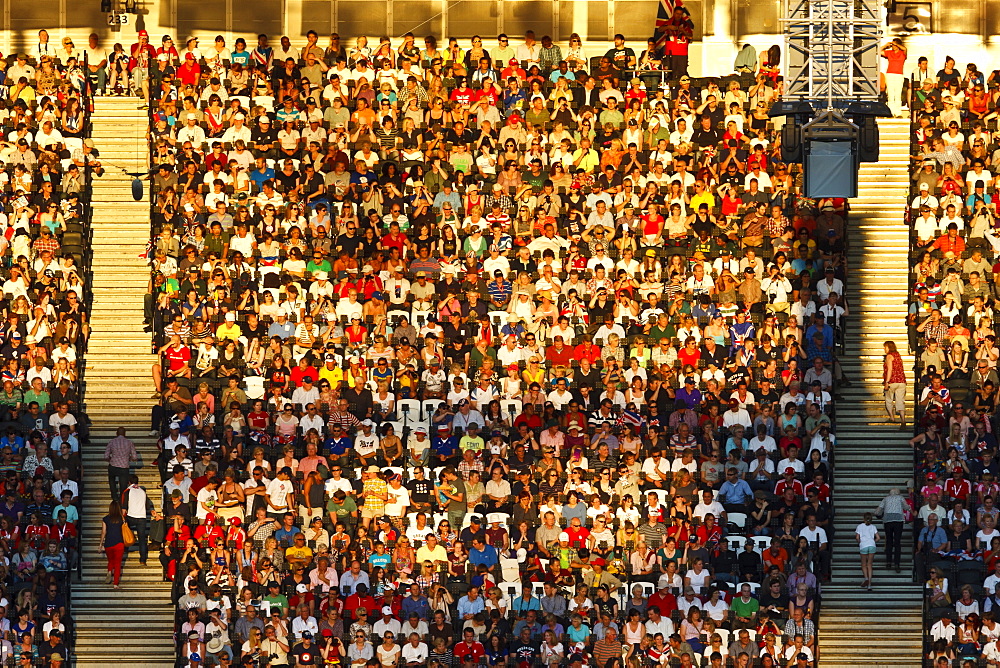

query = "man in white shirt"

[
  {"left": 401, "top": 633, "right": 429, "bottom": 664},
  {"left": 641, "top": 451, "right": 670, "bottom": 488},
  {"left": 221, "top": 113, "right": 252, "bottom": 144},
  {"left": 373, "top": 606, "right": 402, "bottom": 638},
  {"left": 645, "top": 606, "right": 674, "bottom": 639},
  {"left": 266, "top": 467, "right": 295, "bottom": 519},
  {"left": 385, "top": 476, "right": 411, "bottom": 521},
  {"left": 592, "top": 315, "right": 626, "bottom": 347},
  {"left": 692, "top": 490, "right": 726, "bottom": 522},
  {"left": 546, "top": 379, "right": 574, "bottom": 411},
  {"left": 721, "top": 400, "right": 752, "bottom": 430},
  {"left": 176, "top": 113, "right": 207, "bottom": 147},
  {"left": 798, "top": 515, "right": 830, "bottom": 577}
]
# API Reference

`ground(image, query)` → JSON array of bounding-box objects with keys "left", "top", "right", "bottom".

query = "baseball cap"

[{"left": 382, "top": 606, "right": 394, "bottom": 615}]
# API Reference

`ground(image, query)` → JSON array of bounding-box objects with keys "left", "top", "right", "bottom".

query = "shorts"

[
  {"left": 860, "top": 546, "right": 877, "bottom": 554},
  {"left": 360, "top": 506, "right": 381, "bottom": 519}
]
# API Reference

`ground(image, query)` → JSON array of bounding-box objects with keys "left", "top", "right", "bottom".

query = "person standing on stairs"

[
  {"left": 98, "top": 499, "right": 126, "bottom": 589},
  {"left": 876, "top": 487, "right": 908, "bottom": 573},
  {"left": 883, "top": 341, "right": 908, "bottom": 427},
  {"left": 123, "top": 474, "right": 154, "bottom": 567},
  {"left": 855, "top": 512, "right": 880, "bottom": 591},
  {"left": 104, "top": 427, "right": 137, "bottom": 502}
]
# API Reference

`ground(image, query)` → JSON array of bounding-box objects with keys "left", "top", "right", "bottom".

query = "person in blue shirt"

[
  {"left": 432, "top": 425, "right": 458, "bottom": 464},
  {"left": 717, "top": 467, "right": 754, "bottom": 512},
  {"left": 273, "top": 512, "right": 301, "bottom": 543},
  {"left": 729, "top": 311, "right": 755, "bottom": 355},
  {"left": 325, "top": 426, "right": 352, "bottom": 458},
  {"left": 0, "top": 430, "right": 24, "bottom": 453},
  {"left": 510, "top": 582, "right": 541, "bottom": 617},
  {"left": 267, "top": 313, "right": 295, "bottom": 340},
  {"left": 468, "top": 536, "right": 499, "bottom": 572},
  {"left": 248, "top": 156, "right": 275, "bottom": 191},
  {"left": 456, "top": 585, "right": 486, "bottom": 621},
  {"left": 230, "top": 38, "right": 251, "bottom": 66},
  {"left": 368, "top": 541, "right": 392, "bottom": 569},
  {"left": 400, "top": 582, "right": 431, "bottom": 620}
]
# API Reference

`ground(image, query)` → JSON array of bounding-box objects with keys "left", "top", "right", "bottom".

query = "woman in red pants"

[{"left": 99, "top": 499, "right": 126, "bottom": 589}]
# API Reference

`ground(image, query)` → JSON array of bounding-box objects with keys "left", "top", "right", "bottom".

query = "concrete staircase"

[
  {"left": 818, "top": 118, "right": 922, "bottom": 666},
  {"left": 73, "top": 96, "right": 175, "bottom": 666}
]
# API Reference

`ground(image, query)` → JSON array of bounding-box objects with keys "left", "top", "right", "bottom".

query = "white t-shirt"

[
  {"left": 799, "top": 526, "right": 828, "bottom": 546},
  {"left": 385, "top": 485, "right": 410, "bottom": 517},
  {"left": 855, "top": 522, "right": 878, "bottom": 549},
  {"left": 266, "top": 478, "right": 294, "bottom": 511},
  {"left": 355, "top": 433, "right": 379, "bottom": 457}
]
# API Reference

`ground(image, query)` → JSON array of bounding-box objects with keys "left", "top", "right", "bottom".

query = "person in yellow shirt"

[
  {"left": 215, "top": 311, "right": 242, "bottom": 341},
  {"left": 318, "top": 354, "right": 345, "bottom": 389},
  {"left": 690, "top": 180, "right": 716, "bottom": 211},
  {"left": 285, "top": 533, "right": 314, "bottom": 568}
]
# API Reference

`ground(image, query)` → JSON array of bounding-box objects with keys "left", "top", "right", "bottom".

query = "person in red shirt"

[
  {"left": 545, "top": 337, "right": 575, "bottom": 366},
  {"left": 514, "top": 406, "right": 543, "bottom": 432},
  {"left": 155, "top": 35, "right": 180, "bottom": 65},
  {"left": 945, "top": 467, "right": 972, "bottom": 504},
  {"left": 931, "top": 223, "right": 966, "bottom": 255},
  {"left": 695, "top": 515, "right": 723, "bottom": 548},
  {"left": 153, "top": 334, "right": 192, "bottom": 394},
  {"left": 803, "top": 474, "right": 831, "bottom": 504},
  {"left": 647, "top": 585, "right": 678, "bottom": 616},
  {"left": 501, "top": 59, "right": 526, "bottom": 82},
  {"left": 450, "top": 79, "right": 476, "bottom": 107},
  {"left": 194, "top": 514, "right": 226, "bottom": 549},
  {"left": 23, "top": 513, "right": 50, "bottom": 550},
  {"left": 454, "top": 627, "right": 486, "bottom": 663},
  {"left": 225, "top": 517, "right": 246, "bottom": 551},
  {"left": 880, "top": 38, "right": 907, "bottom": 117},
  {"left": 676, "top": 337, "right": 701, "bottom": 367},
  {"left": 565, "top": 517, "right": 590, "bottom": 549},
  {"left": 176, "top": 53, "right": 201, "bottom": 87},
  {"left": 343, "top": 584, "right": 378, "bottom": 620},
  {"left": 574, "top": 339, "right": 602, "bottom": 364},
  {"left": 380, "top": 223, "right": 408, "bottom": 254},
  {"left": 773, "top": 468, "right": 805, "bottom": 499}
]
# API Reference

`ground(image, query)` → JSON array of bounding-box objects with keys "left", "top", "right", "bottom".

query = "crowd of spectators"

[
  {"left": 141, "top": 27, "right": 845, "bottom": 668},
  {"left": 904, "top": 51, "right": 1000, "bottom": 667},
  {"left": 0, "top": 26, "right": 99, "bottom": 668}
]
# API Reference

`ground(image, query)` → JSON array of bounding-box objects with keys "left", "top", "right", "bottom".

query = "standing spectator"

[
  {"left": 104, "top": 427, "right": 137, "bottom": 502},
  {"left": 882, "top": 341, "right": 907, "bottom": 427},
  {"left": 99, "top": 500, "right": 126, "bottom": 589},
  {"left": 876, "top": 488, "right": 908, "bottom": 573}
]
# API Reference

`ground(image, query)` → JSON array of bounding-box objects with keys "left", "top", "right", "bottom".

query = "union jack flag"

[
  {"left": 655, "top": 0, "right": 692, "bottom": 48},
  {"left": 616, "top": 408, "right": 645, "bottom": 431}
]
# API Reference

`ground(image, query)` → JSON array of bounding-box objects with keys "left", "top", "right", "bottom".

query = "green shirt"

[
  {"left": 0, "top": 389, "right": 22, "bottom": 408},
  {"left": 731, "top": 595, "right": 760, "bottom": 619},
  {"left": 263, "top": 593, "right": 289, "bottom": 616},
  {"left": 307, "top": 259, "right": 332, "bottom": 275},
  {"left": 326, "top": 495, "right": 358, "bottom": 519},
  {"left": 24, "top": 390, "right": 49, "bottom": 409}
]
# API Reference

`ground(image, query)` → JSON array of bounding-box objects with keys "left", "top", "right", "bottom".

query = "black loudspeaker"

[
  {"left": 856, "top": 115, "right": 880, "bottom": 162},
  {"left": 131, "top": 178, "right": 143, "bottom": 201},
  {"left": 781, "top": 120, "right": 803, "bottom": 163}
]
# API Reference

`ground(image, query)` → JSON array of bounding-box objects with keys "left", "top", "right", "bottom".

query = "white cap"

[
  {"left": 382, "top": 606, "right": 394, "bottom": 615},
  {"left": 558, "top": 532, "right": 570, "bottom": 541}
]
